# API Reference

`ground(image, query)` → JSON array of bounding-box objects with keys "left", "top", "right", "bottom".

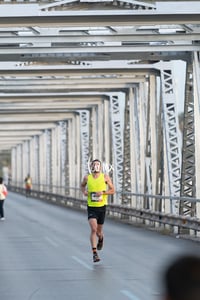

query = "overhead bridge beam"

[
  {"left": 0, "top": 33, "right": 200, "bottom": 47},
  {"left": 0, "top": 62, "right": 167, "bottom": 74},
  {"left": 0, "top": 33, "right": 200, "bottom": 44},
  {"left": 0, "top": 45, "right": 197, "bottom": 55},
  {"left": 0, "top": 112, "right": 76, "bottom": 123},
  {"left": 0, "top": 77, "right": 145, "bottom": 86},
  {"left": 0, "top": 11, "right": 200, "bottom": 27}
]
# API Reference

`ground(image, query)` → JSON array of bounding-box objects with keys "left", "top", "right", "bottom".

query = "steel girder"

[
  {"left": 0, "top": 4, "right": 200, "bottom": 28},
  {"left": 39, "top": 134, "right": 45, "bottom": 188},
  {"left": 123, "top": 83, "right": 151, "bottom": 208},
  {"left": 159, "top": 61, "right": 182, "bottom": 214},
  {"left": 80, "top": 110, "right": 90, "bottom": 178},
  {"left": 60, "top": 121, "right": 67, "bottom": 193},
  {"left": 22, "top": 141, "right": 30, "bottom": 185},
  {"left": 109, "top": 93, "right": 125, "bottom": 204},
  {"left": 31, "top": 135, "right": 39, "bottom": 186},
  {"left": 193, "top": 52, "right": 200, "bottom": 220},
  {"left": 122, "top": 87, "right": 140, "bottom": 206},
  {"left": 144, "top": 75, "right": 158, "bottom": 210},
  {"left": 122, "top": 89, "right": 132, "bottom": 204},
  {"left": 45, "top": 129, "right": 51, "bottom": 190},
  {"left": 180, "top": 59, "right": 196, "bottom": 218},
  {"left": 16, "top": 144, "right": 23, "bottom": 186},
  {"left": 52, "top": 121, "right": 67, "bottom": 193},
  {"left": 50, "top": 127, "right": 57, "bottom": 193}
]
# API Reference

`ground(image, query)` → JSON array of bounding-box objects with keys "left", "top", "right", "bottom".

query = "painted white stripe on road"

[
  {"left": 120, "top": 289, "right": 140, "bottom": 300},
  {"left": 45, "top": 236, "right": 59, "bottom": 247},
  {"left": 72, "top": 256, "right": 93, "bottom": 270}
]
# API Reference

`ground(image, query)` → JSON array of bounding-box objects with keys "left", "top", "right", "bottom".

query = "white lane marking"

[
  {"left": 120, "top": 289, "right": 140, "bottom": 300},
  {"left": 45, "top": 236, "right": 58, "bottom": 247},
  {"left": 72, "top": 256, "right": 93, "bottom": 270}
]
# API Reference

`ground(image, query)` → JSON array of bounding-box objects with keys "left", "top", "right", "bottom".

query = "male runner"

[{"left": 81, "top": 159, "right": 115, "bottom": 262}]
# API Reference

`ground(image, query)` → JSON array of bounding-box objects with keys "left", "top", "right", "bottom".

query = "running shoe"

[
  {"left": 93, "top": 252, "right": 100, "bottom": 263},
  {"left": 97, "top": 237, "right": 104, "bottom": 250}
]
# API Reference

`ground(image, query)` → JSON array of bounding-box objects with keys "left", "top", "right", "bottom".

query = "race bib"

[{"left": 91, "top": 193, "right": 102, "bottom": 202}]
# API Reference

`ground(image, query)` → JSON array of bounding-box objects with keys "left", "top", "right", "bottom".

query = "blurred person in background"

[
  {"left": 162, "top": 254, "right": 200, "bottom": 300},
  {"left": 24, "top": 174, "right": 32, "bottom": 197},
  {"left": 0, "top": 177, "right": 8, "bottom": 220}
]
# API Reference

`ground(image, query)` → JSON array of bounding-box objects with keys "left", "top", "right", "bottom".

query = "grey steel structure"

[{"left": 0, "top": 1, "right": 200, "bottom": 220}]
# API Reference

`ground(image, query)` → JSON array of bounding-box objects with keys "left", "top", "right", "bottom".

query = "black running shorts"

[{"left": 87, "top": 205, "right": 106, "bottom": 225}]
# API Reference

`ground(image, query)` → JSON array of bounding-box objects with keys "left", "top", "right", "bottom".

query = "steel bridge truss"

[{"left": 3, "top": 1, "right": 200, "bottom": 223}]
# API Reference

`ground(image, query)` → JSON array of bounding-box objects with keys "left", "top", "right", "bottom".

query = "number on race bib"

[{"left": 91, "top": 193, "right": 102, "bottom": 202}]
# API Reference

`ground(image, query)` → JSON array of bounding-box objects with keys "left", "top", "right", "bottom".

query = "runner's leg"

[
  {"left": 89, "top": 218, "right": 98, "bottom": 249},
  {"left": 88, "top": 218, "right": 100, "bottom": 262},
  {"left": 97, "top": 224, "right": 103, "bottom": 240}
]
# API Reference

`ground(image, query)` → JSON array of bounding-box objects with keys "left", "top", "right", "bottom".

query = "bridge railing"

[{"left": 8, "top": 183, "right": 200, "bottom": 239}]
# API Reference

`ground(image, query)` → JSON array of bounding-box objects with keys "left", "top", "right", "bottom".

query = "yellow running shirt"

[{"left": 87, "top": 173, "right": 107, "bottom": 207}]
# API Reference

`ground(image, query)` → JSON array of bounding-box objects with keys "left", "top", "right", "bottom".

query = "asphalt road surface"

[{"left": 1, "top": 192, "right": 200, "bottom": 300}]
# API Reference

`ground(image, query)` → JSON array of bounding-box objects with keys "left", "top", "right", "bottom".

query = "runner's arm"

[
  {"left": 81, "top": 175, "right": 88, "bottom": 196},
  {"left": 103, "top": 174, "right": 115, "bottom": 195}
]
